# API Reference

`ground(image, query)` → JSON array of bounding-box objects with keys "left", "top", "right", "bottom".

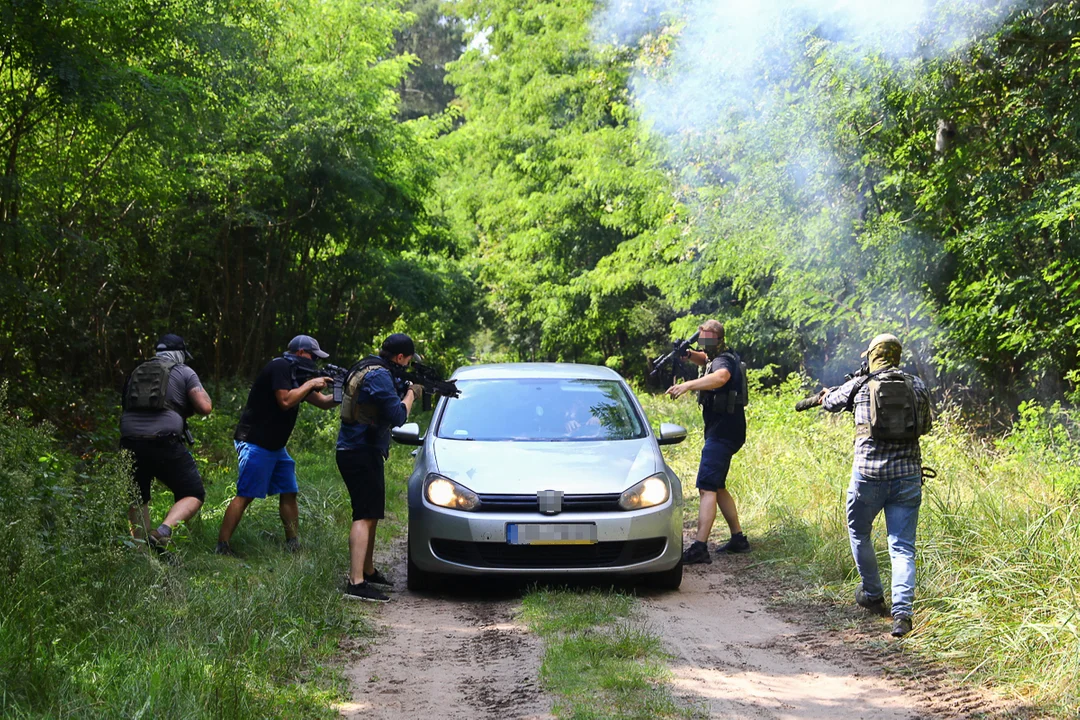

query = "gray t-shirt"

[{"left": 120, "top": 361, "right": 203, "bottom": 439}]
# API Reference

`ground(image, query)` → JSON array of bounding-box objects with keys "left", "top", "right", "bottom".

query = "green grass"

[
  {"left": 5, "top": 373, "right": 1080, "bottom": 717},
  {"left": 636, "top": 372, "right": 1080, "bottom": 716},
  {"left": 520, "top": 588, "right": 703, "bottom": 720},
  {"left": 0, "top": 383, "right": 418, "bottom": 719}
]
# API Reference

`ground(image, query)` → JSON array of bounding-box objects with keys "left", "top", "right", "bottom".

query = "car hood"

[{"left": 431, "top": 438, "right": 661, "bottom": 495}]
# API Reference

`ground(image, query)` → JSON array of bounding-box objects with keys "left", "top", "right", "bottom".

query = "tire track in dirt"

[
  {"left": 644, "top": 554, "right": 1038, "bottom": 720},
  {"left": 337, "top": 543, "right": 553, "bottom": 720},
  {"left": 339, "top": 538, "right": 1034, "bottom": 720}
]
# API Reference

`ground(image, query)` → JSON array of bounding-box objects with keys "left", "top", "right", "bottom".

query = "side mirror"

[
  {"left": 656, "top": 422, "right": 687, "bottom": 446},
  {"left": 391, "top": 422, "right": 424, "bottom": 446}
]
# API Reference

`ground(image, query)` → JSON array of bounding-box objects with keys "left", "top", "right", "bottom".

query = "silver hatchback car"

[{"left": 391, "top": 363, "right": 689, "bottom": 591}]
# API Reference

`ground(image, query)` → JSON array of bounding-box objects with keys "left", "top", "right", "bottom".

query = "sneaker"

[
  {"left": 148, "top": 529, "right": 170, "bottom": 555},
  {"left": 855, "top": 582, "right": 886, "bottom": 613},
  {"left": 215, "top": 541, "right": 237, "bottom": 557},
  {"left": 364, "top": 568, "right": 393, "bottom": 589},
  {"left": 682, "top": 540, "right": 712, "bottom": 565},
  {"left": 343, "top": 581, "right": 390, "bottom": 603},
  {"left": 715, "top": 532, "right": 751, "bottom": 554},
  {"left": 891, "top": 616, "right": 913, "bottom": 637},
  {"left": 284, "top": 537, "right": 302, "bottom": 554}
]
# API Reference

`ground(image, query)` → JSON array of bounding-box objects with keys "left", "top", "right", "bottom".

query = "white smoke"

[
  {"left": 592, "top": 0, "right": 1022, "bottom": 365},
  {"left": 594, "top": 0, "right": 1019, "bottom": 136}
]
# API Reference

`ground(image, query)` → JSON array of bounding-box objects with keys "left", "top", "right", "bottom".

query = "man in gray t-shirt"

[{"left": 120, "top": 334, "right": 213, "bottom": 551}]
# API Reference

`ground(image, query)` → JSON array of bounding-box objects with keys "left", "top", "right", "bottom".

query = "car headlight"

[
  {"left": 618, "top": 474, "right": 670, "bottom": 510},
  {"left": 424, "top": 473, "right": 480, "bottom": 511}
]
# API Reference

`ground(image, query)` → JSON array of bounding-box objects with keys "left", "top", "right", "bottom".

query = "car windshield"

[{"left": 435, "top": 378, "right": 647, "bottom": 442}]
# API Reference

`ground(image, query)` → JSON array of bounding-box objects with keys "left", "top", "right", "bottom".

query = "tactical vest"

[
  {"left": 123, "top": 357, "right": 182, "bottom": 413},
  {"left": 340, "top": 357, "right": 395, "bottom": 425},
  {"left": 848, "top": 369, "right": 923, "bottom": 441},
  {"left": 698, "top": 351, "right": 749, "bottom": 415}
]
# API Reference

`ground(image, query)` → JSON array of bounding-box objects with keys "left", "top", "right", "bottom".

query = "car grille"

[
  {"left": 475, "top": 493, "right": 623, "bottom": 513},
  {"left": 429, "top": 537, "right": 668, "bottom": 569}
]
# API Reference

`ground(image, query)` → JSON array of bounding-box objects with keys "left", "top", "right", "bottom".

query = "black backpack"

[
  {"left": 848, "top": 369, "right": 923, "bottom": 441},
  {"left": 123, "top": 357, "right": 181, "bottom": 412}
]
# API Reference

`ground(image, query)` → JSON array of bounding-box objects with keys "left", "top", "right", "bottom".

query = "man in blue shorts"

[
  {"left": 216, "top": 335, "right": 337, "bottom": 555},
  {"left": 666, "top": 319, "right": 749, "bottom": 564}
]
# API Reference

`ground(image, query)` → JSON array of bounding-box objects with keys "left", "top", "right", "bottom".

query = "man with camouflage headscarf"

[{"left": 820, "top": 334, "right": 933, "bottom": 637}]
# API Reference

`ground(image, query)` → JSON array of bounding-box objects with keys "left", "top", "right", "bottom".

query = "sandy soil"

[
  {"left": 339, "top": 541, "right": 1019, "bottom": 720},
  {"left": 338, "top": 547, "right": 552, "bottom": 720}
]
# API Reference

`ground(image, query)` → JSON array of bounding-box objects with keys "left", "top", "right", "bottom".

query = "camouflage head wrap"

[{"left": 865, "top": 333, "right": 902, "bottom": 372}]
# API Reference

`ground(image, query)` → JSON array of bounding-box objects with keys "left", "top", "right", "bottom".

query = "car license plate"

[{"left": 507, "top": 523, "right": 598, "bottom": 545}]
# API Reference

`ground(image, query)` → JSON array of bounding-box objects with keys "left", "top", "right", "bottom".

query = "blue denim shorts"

[
  {"left": 696, "top": 436, "right": 739, "bottom": 491},
  {"left": 234, "top": 441, "right": 299, "bottom": 499}
]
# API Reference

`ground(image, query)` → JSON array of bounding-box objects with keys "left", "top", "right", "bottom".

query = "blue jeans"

[{"left": 846, "top": 470, "right": 922, "bottom": 618}]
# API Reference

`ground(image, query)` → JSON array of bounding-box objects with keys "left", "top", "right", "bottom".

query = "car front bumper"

[{"left": 408, "top": 498, "right": 683, "bottom": 576}]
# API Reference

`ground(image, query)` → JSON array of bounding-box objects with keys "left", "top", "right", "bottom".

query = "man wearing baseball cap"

[
  {"left": 336, "top": 333, "right": 422, "bottom": 601},
  {"left": 820, "top": 333, "right": 933, "bottom": 638},
  {"left": 120, "top": 333, "right": 213, "bottom": 552},
  {"left": 216, "top": 334, "right": 337, "bottom": 555}
]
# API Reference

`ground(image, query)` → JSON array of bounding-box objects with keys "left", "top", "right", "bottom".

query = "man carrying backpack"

[
  {"left": 336, "top": 333, "right": 422, "bottom": 602},
  {"left": 666, "top": 319, "right": 750, "bottom": 564},
  {"left": 821, "top": 333, "right": 933, "bottom": 638},
  {"left": 120, "top": 334, "right": 213, "bottom": 551},
  {"left": 216, "top": 335, "right": 337, "bottom": 556}
]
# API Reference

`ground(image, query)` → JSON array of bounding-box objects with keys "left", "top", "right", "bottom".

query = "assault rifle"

[
  {"left": 393, "top": 360, "right": 461, "bottom": 399},
  {"left": 293, "top": 362, "right": 349, "bottom": 403},
  {"left": 794, "top": 363, "right": 869, "bottom": 412},
  {"left": 649, "top": 331, "right": 701, "bottom": 380}
]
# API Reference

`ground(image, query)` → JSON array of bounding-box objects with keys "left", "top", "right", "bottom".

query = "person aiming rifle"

[
  {"left": 336, "top": 333, "right": 425, "bottom": 602},
  {"left": 797, "top": 333, "right": 933, "bottom": 638},
  {"left": 663, "top": 320, "right": 750, "bottom": 564},
  {"left": 216, "top": 334, "right": 338, "bottom": 556}
]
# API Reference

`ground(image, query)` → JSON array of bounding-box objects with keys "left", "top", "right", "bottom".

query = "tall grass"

[
  {"left": 638, "top": 372, "right": 1080, "bottom": 714},
  {"left": 0, "top": 382, "right": 416, "bottom": 718}
]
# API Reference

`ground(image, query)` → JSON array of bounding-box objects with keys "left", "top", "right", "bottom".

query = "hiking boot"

[
  {"left": 891, "top": 616, "right": 913, "bottom": 637},
  {"left": 215, "top": 541, "right": 237, "bottom": 557},
  {"left": 284, "top": 537, "right": 302, "bottom": 554},
  {"left": 715, "top": 532, "right": 751, "bottom": 554},
  {"left": 364, "top": 568, "right": 393, "bottom": 589},
  {"left": 855, "top": 582, "right": 886, "bottom": 613},
  {"left": 682, "top": 540, "right": 712, "bottom": 565},
  {"left": 343, "top": 581, "right": 390, "bottom": 603}
]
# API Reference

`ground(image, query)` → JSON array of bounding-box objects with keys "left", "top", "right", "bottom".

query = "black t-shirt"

[
  {"left": 701, "top": 353, "right": 747, "bottom": 448},
  {"left": 236, "top": 357, "right": 300, "bottom": 451}
]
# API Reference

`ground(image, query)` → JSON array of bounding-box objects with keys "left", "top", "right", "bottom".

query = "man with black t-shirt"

[
  {"left": 666, "top": 319, "right": 750, "bottom": 564},
  {"left": 216, "top": 335, "right": 337, "bottom": 555}
]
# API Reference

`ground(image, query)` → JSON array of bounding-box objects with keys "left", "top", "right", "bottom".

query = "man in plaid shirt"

[{"left": 821, "top": 333, "right": 933, "bottom": 637}]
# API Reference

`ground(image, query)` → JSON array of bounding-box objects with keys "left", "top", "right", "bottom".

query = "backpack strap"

[{"left": 843, "top": 368, "right": 890, "bottom": 414}]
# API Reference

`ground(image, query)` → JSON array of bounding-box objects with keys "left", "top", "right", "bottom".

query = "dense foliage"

[
  {"left": 439, "top": 0, "right": 1080, "bottom": 400},
  {"left": 0, "top": 0, "right": 476, "bottom": 415}
]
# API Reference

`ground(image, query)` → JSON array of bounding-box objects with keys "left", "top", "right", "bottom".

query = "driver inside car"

[{"left": 564, "top": 397, "right": 602, "bottom": 436}]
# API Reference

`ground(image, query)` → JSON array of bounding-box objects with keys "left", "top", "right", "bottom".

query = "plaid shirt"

[{"left": 822, "top": 370, "right": 933, "bottom": 481}]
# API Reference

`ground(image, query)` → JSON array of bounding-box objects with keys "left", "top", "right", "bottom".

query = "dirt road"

[{"left": 339, "top": 546, "right": 1008, "bottom": 720}]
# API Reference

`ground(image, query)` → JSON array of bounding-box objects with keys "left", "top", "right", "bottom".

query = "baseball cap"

[
  {"left": 381, "top": 333, "right": 415, "bottom": 358},
  {"left": 288, "top": 334, "right": 329, "bottom": 359},
  {"left": 861, "top": 333, "right": 901, "bottom": 358},
  {"left": 156, "top": 333, "right": 192, "bottom": 360}
]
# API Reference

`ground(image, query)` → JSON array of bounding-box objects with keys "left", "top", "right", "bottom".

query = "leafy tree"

[{"left": 439, "top": 0, "right": 681, "bottom": 371}]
